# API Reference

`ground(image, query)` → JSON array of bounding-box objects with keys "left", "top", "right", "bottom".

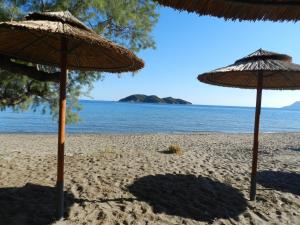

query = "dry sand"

[{"left": 0, "top": 133, "right": 299, "bottom": 225}]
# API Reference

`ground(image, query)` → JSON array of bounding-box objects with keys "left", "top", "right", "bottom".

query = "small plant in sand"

[{"left": 168, "top": 145, "right": 183, "bottom": 155}]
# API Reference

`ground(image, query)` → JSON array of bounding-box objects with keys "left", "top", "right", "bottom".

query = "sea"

[{"left": 0, "top": 100, "right": 300, "bottom": 133}]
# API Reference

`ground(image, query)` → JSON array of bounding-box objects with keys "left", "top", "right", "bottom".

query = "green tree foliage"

[{"left": 0, "top": 0, "right": 158, "bottom": 123}]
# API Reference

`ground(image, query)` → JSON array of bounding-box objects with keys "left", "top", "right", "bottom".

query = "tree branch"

[{"left": 0, "top": 55, "right": 60, "bottom": 82}]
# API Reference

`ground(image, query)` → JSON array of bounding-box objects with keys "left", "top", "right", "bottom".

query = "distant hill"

[
  {"left": 119, "top": 94, "right": 192, "bottom": 105},
  {"left": 282, "top": 101, "right": 300, "bottom": 110}
]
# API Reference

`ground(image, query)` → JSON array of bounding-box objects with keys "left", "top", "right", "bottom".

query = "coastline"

[
  {"left": 0, "top": 133, "right": 299, "bottom": 224},
  {"left": 0, "top": 130, "right": 298, "bottom": 135}
]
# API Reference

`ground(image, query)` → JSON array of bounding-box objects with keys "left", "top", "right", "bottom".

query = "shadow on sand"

[
  {"left": 257, "top": 170, "right": 300, "bottom": 196},
  {"left": 158, "top": 150, "right": 173, "bottom": 154},
  {"left": 127, "top": 174, "right": 247, "bottom": 222},
  {"left": 288, "top": 147, "right": 300, "bottom": 152},
  {"left": 0, "top": 183, "right": 78, "bottom": 225}
]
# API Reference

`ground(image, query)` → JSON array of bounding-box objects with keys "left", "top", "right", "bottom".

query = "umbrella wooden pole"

[
  {"left": 56, "top": 36, "right": 68, "bottom": 219},
  {"left": 250, "top": 72, "right": 263, "bottom": 201}
]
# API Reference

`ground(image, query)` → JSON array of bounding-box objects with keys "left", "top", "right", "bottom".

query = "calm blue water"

[{"left": 0, "top": 100, "right": 300, "bottom": 133}]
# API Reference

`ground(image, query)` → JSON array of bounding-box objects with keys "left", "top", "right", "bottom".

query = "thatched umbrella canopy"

[
  {"left": 0, "top": 11, "right": 144, "bottom": 219},
  {"left": 199, "top": 49, "right": 300, "bottom": 89},
  {"left": 0, "top": 11, "right": 143, "bottom": 72},
  {"left": 155, "top": 0, "right": 300, "bottom": 22},
  {"left": 198, "top": 49, "right": 300, "bottom": 201}
]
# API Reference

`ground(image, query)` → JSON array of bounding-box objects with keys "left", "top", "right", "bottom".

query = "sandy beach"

[{"left": 0, "top": 133, "right": 299, "bottom": 225}]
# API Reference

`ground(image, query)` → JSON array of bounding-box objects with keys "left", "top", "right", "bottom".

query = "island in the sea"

[
  {"left": 119, "top": 94, "right": 192, "bottom": 105},
  {"left": 282, "top": 101, "right": 300, "bottom": 110}
]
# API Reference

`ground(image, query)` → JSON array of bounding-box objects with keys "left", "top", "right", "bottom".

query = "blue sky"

[{"left": 89, "top": 6, "right": 300, "bottom": 108}]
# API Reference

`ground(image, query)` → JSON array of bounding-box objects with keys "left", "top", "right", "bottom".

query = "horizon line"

[{"left": 78, "top": 98, "right": 291, "bottom": 109}]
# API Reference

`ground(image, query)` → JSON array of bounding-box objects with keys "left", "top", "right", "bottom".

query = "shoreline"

[{"left": 0, "top": 131, "right": 299, "bottom": 135}]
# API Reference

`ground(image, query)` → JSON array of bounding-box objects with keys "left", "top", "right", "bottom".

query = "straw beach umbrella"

[
  {"left": 155, "top": 0, "right": 300, "bottom": 201},
  {"left": 198, "top": 49, "right": 300, "bottom": 201},
  {"left": 0, "top": 11, "right": 144, "bottom": 219},
  {"left": 155, "top": 0, "right": 300, "bottom": 21}
]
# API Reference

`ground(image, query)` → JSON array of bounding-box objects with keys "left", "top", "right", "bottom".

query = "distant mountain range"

[
  {"left": 282, "top": 101, "right": 300, "bottom": 110},
  {"left": 119, "top": 94, "right": 192, "bottom": 105}
]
